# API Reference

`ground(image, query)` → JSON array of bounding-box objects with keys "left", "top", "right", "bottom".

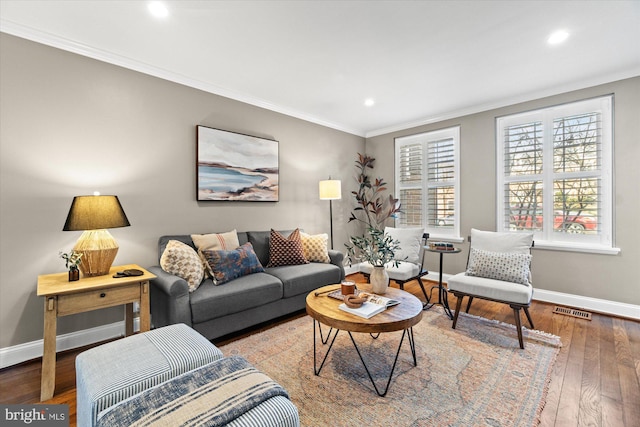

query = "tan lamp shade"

[
  {"left": 319, "top": 179, "right": 342, "bottom": 200},
  {"left": 63, "top": 195, "right": 130, "bottom": 277}
]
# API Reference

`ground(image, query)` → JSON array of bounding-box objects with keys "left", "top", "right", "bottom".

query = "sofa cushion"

[
  {"left": 159, "top": 240, "right": 205, "bottom": 292},
  {"left": 448, "top": 272, "right": 533, "bottom": 304},
  {"left": 189, "top": 274, "right": 283, "bottom": 323},
  {"left": 300, "top": 232, "right": 330, "bottom": 263},
  {"left": 360, "top": 261, "right": 420, "bottom": 281},
  {"left": 267, "top": 263, "right": 342, "bottom": 298},
  {"left": 201, "top": 242, "right": 265, "bottom": 285},
  {"left": 470, "top": 228, "right": 533, "bottom": 254},
  {"left": 267, "top": 228, "right": 308, "bottom": 267}
]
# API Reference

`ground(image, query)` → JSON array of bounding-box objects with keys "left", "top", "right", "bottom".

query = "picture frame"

[{"left": 196, "top": 125, "right": 279, "bottom": 201}]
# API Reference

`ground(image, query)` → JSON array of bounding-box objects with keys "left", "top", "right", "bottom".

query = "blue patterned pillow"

[
  {"left": 466, "top": 248, "right": 531, "bottom": 285},
  {"left": 201, "top": 242, "right": 265, "bottom": 285}
]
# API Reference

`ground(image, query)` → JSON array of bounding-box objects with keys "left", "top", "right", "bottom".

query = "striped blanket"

[{"left": 96, "top": 356, "right": 290, "bottom": 427}]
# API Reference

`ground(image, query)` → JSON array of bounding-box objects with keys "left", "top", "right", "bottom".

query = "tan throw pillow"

[
  {"left": 191, "top": 230, "right": 240, "bottom": 251},
  {"left": 267, "top": 228, "right": 309, "bottom": 267},
  {"left": 160, "top": 240, "right": 205, "bottom": 292},
  {"left": 300, "top": 232, "right": 330, "bottom": 263}
]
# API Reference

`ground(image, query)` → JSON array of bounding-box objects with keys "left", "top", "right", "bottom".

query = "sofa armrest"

[
  {"left": 328, "top": 250, "right": 346, "bottom": 281},
  {"left": 147, "top": 266, "right": 193, "bottom": 328}
]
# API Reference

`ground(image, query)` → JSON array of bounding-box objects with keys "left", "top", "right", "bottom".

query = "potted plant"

[
  {"left": 345, "top": 153, "right": 401, "bottom": 294},
  {"left": 60, "top": 250, "right": 83, "bottom": 281}
]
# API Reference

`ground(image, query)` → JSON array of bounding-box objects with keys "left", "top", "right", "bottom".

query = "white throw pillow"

[
  {"left": 384, "top": 227, "right": 424, "bottom": 264},
  {"left": 466, "top": 248, "right": 532, "bottom": 285}
]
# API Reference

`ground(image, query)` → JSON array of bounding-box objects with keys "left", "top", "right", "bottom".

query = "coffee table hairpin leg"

[
  {"left": 316, "top": 320, "right": 380, "bottom": 343},
  {"left": 316, "top": 323, "right": 334, "bottom": 345},
  {"left": 312, "top": 319, "right": 417, "bottom": 397}
]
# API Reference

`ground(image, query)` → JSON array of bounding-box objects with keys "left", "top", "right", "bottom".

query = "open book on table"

[
  {"left": 329, "top": 289, "right": 400, "bottom": 319},
  {"left": 328, "top": 289, "right": 400, "bottom": 308}
]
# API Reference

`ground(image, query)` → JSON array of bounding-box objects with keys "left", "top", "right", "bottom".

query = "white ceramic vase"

[{"left": 370, "top": 266, "right": 389, "bottom": 294}]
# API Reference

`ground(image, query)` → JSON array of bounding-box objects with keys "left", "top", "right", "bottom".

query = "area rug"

[{"left": 219, "top": 308, "right": 561, "bottom": 427}]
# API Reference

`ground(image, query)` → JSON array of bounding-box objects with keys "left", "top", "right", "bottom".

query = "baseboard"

[
  {"left": 420, "top": 271, "right": 639, "bottom": 320},
  {"left": 532, "top": 288, "right": 640, "bottom": 320},
  {"left": 0, "top": 318, "right": 139, "bottom": 370},
  {"left": 343, "top": 264, "right": 360, "bottom": 276},
  {"left": 1, "top": 285, "right": 638, "bottom": 369}
]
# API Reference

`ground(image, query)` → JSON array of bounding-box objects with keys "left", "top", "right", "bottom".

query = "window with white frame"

[
  {"left": 395, "top": 126, "right": 460, "bottom": 240},
  {"left": 496, "top": 95, "right": 616, "bottom": 253}
]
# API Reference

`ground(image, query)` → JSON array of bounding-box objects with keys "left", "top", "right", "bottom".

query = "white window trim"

[
  {"left": 496, "top": 95, "right": 620, "bottom": 255},
  {"left": 395, "top": 126, "right": 462, "bottom": 242}
]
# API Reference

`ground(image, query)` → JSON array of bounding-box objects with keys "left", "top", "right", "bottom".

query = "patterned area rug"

[{"left": 219, "top": 308, "right": 561, "bottom": 427}]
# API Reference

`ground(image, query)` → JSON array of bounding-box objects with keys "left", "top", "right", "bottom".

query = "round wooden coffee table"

[{"left": 306, "top": 284, "right": 423, "bottom": 396}]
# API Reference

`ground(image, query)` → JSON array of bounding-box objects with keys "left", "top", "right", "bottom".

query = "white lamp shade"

[{"left": 319, "top": 180, "right": 341, "bottom": 200}]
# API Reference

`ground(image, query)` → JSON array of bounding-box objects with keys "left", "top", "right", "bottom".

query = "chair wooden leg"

[
  {"left": 465, "top": 296, "right": 474, "bottom": 313},
  {"left": 523, "top": 307, "right": 534, "bottom": 329},
  {"left": 452, "top": 294, "right": 464, "bottom": 329},
  {"left": 511, "top": 306, "right": 525, "bottom": 349}
]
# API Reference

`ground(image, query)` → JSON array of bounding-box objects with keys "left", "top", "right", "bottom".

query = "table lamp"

[
  {"left": 319, "top": 178, "right": 341, "bottom": 249},
  {"left": 62, "top": 194, "right": 130, "bottom": 277}
]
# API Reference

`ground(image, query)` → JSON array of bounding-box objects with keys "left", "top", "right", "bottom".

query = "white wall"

[{"left": 0, "top": 34, "right": 364, "bottom": 350}]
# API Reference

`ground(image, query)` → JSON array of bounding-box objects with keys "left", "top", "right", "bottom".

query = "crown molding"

[
  {"left": 365, "top": 68, "right": 640, "bottom": 138},
  {"left": 0, "top": 20, "right": 365, "bottom": 137},
  {"left": 3, "top": 20, "right": 638, "bottom": 140}
]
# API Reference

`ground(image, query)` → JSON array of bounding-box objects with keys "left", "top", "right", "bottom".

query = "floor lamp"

[{"left": 319, "top": 178, "right": 341, "bottom": 249}]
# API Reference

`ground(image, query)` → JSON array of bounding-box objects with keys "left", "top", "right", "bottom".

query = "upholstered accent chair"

[
  {"left": 360, "top": 227, "right": 430, "bottom": 303},
  {"left": 448, "top": 228, "right": 535, "bottom": 349}
]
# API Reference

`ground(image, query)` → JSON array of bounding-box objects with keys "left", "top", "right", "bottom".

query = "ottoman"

[
  {"left": 95, "top": 356, "right": 300, "bottom": 427},
  {"left": 76, "top": 323, "right": 223, "bottom": 427}
]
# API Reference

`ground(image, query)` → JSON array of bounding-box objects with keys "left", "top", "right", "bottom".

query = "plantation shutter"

[
  {"left": 496, "top": 95, "right": 613, "bottom": 252},
  {"left": 552, "top": 111, "right": 602, "bottom": 234},
  {"left": 502, "top": 121, "right": 544, "bottom": 231},
  {"left": 427, "top": 138, "right": 455, "bottom": 228},
  {"left": 397, "top": 143, "right": 423, "bottom": 227}
]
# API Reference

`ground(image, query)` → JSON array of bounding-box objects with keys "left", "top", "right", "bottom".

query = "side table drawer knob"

[{"left": 100, "top": 293, "right": 106, "bottom": 298}]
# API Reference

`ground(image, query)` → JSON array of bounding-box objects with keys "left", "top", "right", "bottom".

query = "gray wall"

[
  {"left": 367, "top": 76, "right": 640, "bottom": 306},
  {"left": 0, "top": 34, "right": 364, "bottom": 349}
]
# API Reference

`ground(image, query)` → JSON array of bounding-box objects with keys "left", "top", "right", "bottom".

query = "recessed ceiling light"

[
  {"left": 548, "top": 30, "right": 569, "bottom": 45},
  {"left": 364, "top": 98, "right": 375, "bottom": 107},
  {"left": 148, "top": 1, "right": 169, "bottom": 19}
]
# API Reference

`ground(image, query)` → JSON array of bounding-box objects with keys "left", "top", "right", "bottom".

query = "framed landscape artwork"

[{"left": 197, "top": 126, "right": 279, "bottom": 201}]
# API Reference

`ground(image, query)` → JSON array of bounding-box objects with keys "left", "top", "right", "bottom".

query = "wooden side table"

[{"left": 37, "top": 264, "right": 156, "bottom": 401}]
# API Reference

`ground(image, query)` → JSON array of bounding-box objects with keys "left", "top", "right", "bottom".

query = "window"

[
  {"left": 395, "top": 126, "right": 460, "bottom": 240},
  {"left": 496, "top": 95, "right": 617, "bottom": 254}
]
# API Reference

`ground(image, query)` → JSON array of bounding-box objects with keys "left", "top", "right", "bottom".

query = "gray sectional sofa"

[{"left": 148, "top": 230, "right": 345, "bottom": 341}]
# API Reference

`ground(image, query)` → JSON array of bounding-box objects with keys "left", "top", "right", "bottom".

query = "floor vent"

[{"left": 553, "top": 306, "right": 592, "bottom": 320}]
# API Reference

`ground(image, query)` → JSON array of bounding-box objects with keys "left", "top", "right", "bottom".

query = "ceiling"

[{"left": 1, "top": 1, "right": 639, "bottom": 137}]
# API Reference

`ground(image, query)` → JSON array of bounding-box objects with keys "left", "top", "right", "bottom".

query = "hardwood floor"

[{"left": 1, "top": 276, "right": 638, "bottom": 426}]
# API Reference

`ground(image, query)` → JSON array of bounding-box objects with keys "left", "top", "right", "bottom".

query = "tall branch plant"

[{"left": 345, "top": 153, "right": 402, "bottom": 267}]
